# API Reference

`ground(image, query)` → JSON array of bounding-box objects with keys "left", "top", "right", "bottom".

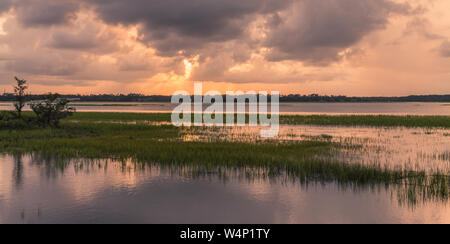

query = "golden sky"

[{"left": 0, "top": 0, "right": 450, "bottom": 96}]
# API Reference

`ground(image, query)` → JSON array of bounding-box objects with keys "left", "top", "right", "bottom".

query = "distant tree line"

[
  {"left": 0, "top": 93, "right": 170, "bottom": 102},
  {"left": 279, "top": 94, "right": 450, "bottom": 102},
  {"left": 1, "top": 93, "right": 449, "bottom": 103}
]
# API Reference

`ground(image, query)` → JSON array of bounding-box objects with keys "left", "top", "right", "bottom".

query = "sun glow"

[
  {"left": 0, "top": 17, "right": 6, "bottom": 35},
  {"left": 184, "top": 59, "right": 193, "bottom": 79}
]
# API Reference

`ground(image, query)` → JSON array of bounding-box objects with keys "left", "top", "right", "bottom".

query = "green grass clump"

[
  {"left": 62, "top": 112, "right": 450, "bottom": 128},
  {"left": 0, "top": 111, "right": 39, "bottom": 130},
  {"left": 71, "top": 104, "right": 139, "bottom": 107},
  {"left": 68, "top": 112, "right": 172, "bottom": 122},
  {"left": 280, "top": 115, "right": 450, "bottom": 128},
  {"left": 6, "top": 111, "right": 449, "bottom": 128}
]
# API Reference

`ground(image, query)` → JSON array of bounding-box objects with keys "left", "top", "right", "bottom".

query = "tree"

[
  {"left": 30, "top": 93, "right": 76, "bottom": 128},
  {"left": 13, "top": 77, "right": 28, "bottom": 119}
]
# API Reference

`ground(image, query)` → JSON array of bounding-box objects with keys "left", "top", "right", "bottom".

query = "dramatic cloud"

[
  {"left": 1, "top": 0, "right": 417, "bottom": 62},
  {"left": 0, "top": 1, "right": 12, "bottom": 14},
  {"left": 0, "top": 16, "right": 88, "bottom": 80},
  {"left": 0, "top": 0, "right": 449, "bottom": 95},
  {"left": 0, "top": 10, "right": 187, "bottom": 91},
  {"left": 265, "top": 0, "right": 413, "bottom": 64},
  {"left": 12, "top": 0, "right": 80, "bottom": 27},
  {"left": 47, "top": 24, "right": 121, "bottom": 54},
  {"left": 84, "top": 0, "right": 290, "bottom": 56},
  {"left": 82, "top": 0, "right": 416, "bottom": 65}
]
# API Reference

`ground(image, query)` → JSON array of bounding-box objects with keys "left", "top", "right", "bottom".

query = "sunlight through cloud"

[{"left": 0, "top": 17, "right": 6, "bottom": 35}]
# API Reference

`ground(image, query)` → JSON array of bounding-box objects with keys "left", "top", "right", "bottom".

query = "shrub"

[
  {"left": 30, "top": 93, "right": 76, "bottom": 128},
  {"left": 0, "top": 111, "right": 37, "bottom": 130}
]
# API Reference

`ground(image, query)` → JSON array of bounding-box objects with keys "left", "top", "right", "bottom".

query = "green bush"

[
  {"left": 0, "top": 79, "right": 76, "bottom": 130},
  {"left": 30, "top": 93, "right": 75, "bottom": 128},
  {"left": 0, "top": 111, "right": 37, "bottom": 130}
]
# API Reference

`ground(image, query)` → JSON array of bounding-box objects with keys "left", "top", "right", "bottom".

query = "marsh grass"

[
  {"left": 0, "top": 118, "right": 448, "bottom": 205},
  {"left": 71, "top": 104, "right": 140, "bottom": 107},
  {"left": 280, "top": 115, "right": 450, "bottom": 128},
  {"left": 6, "top": 111, "right": 448, "bottom": 128},
  {"left": 61, "top": 112, "right": 450, "bottom": 128},
  {"left": 68, "top": 112, "right": 172, "bottom": 122}
]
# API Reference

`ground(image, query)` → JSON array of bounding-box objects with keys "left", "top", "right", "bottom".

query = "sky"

[{"left": 0, "top": 0, "right": 450, "bottom": 96}]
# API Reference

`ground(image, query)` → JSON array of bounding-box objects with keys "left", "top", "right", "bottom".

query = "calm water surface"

[
  {"left": 0, "top": 155, "right": 448, "bottom": 224},
  {"left": 1, "top": 102, "right": 449, "bottom": 115}
]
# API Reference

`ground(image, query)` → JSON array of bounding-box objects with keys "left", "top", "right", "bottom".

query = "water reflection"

[
  {"left": 12, "top": 155, "right": 23, "bottom": 190},
  {"left": 0, "top": 154, "right": 448, "bottom": 224},
  {"left": 1, "top": 102, "right": 450, "bottom": 115}
]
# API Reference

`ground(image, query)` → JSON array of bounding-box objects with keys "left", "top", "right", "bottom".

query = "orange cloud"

[{"left": 0, "top": 0, "right": 449, "bottom": 96}]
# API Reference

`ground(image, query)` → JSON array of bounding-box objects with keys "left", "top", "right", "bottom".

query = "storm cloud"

[
  {"left": 1, "top": 0, "right": 449, "bottom": 95},
  {"left": 47, "top": 23, "right": 121, "bottom": 54},
  {"left": 83, "top": 0, "right": 290, "bottom": 56},
  {"left": 12, "top": 0, "right": 80, "bottom": 27},
  {"left": 80, "top": 0, "right": 415, "bottom": 64},
  {"left": 0, "top": 0, "right": 12, "bottom": 14},
  {"left": 3, "top": 0, "right": 415, "bottom": 63},
  {"left": 265, "top": 0, "right": 413, "bottom": 64}
]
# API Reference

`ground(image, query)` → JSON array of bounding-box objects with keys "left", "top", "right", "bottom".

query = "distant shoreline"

[
  {"left": 1, "top": 94, "right": 450, "bottom": 103},
  {"left": 0, "top": 101, "right": 450, "bottom": 104}
]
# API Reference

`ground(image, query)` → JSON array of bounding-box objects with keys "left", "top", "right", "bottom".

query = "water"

[
  {"left": 0, "top": 103, "right": 448, "bottom": 223},
  {"left": 182, "top": 125, "right": 450, "bottom": 172},
  {"left": 1, "top": 102, "right": 449, "bottom": 115},
  {"left": 0, "top": 155, "right": 448, "bottom": 224}
]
